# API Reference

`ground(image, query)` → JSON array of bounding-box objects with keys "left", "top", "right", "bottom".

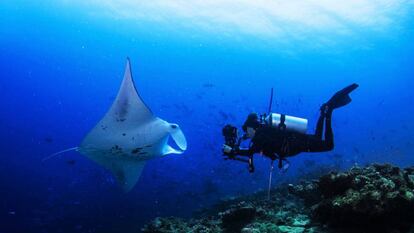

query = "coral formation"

[
  {"left": 142, "top": 164, "right": 414, "bottom": 233},
  {"left": 312, "top": 164, "right": 414, "bottom": 232}
]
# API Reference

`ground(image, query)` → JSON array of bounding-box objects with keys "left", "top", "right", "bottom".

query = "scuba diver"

[{"left": 222, "top": 83, "right": 359, "bottom": 173}]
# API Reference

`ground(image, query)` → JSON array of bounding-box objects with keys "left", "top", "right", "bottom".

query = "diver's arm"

[
  {"left": 222, "top": 145, "right": 255, "bottom": 172},
  {"left": 232, "top": 147, "right": 255, "bottom": 172},
  {"left": 232, "top": 147, "right": 251, "bottom": 156},
  {"left": 222, "top": 143, "right": 252, "bottom": 157}
]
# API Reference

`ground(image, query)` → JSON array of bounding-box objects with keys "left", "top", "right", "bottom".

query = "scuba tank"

[{"left": 263, "top": 113, "right": 308, "bottom": 134}]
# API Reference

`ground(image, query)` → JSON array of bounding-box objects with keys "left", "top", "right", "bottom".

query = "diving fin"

[{"left": 326, "top": 83, "right": 359, "bottom": 110}]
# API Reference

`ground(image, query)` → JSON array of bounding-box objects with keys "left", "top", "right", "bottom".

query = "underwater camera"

[{"left": 222, "top": 124, "right": 239, "bottom": 147}]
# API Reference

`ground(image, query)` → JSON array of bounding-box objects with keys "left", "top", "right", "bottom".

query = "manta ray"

[{"left": 47, "top": 58, "right": 187, "bottom": 192}]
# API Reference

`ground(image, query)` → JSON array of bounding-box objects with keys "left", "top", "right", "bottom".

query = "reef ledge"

[{"left": 142, "top": 163, "right": 414, "bottom": 233}]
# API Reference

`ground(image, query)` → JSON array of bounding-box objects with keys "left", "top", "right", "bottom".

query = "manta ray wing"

[
  {"left": 110, "top": 159, "right": 146, "bottom": 192},
  {"left": 81, "top": 58, "right": 155, "bottom": 150},
  {"left": 79, "top": 58, "right": 159, "bottom": 191},
  {"left": 78, "top": 147, "right": 146, "bottom": 192}
]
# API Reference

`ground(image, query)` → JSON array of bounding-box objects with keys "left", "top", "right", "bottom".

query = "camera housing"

[{"left": 222, "top": 124, "right": 239, "bottom": 148}]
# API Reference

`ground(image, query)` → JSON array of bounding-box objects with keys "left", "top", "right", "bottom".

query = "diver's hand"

[{"left": 222, "top": 144, "right": 233, "bottom": 155}]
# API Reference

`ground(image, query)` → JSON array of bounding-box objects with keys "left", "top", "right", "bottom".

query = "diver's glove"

[
  {"left": 223, "top": 144, "right": 241, "bottom": 160},
  {"left": 222, "top": 144, "right": 234, "bottom": 155}
]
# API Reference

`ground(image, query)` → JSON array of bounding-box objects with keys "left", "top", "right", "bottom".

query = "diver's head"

[{"left": 242, "top": 113, "right": 260, "bottom": 138}]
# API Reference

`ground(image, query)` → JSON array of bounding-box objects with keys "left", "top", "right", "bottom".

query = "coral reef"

[
  {"left": 142, "top": 164, "right": 414, "bottom": 233},
  {"left": 312, "top": 164, "right": 414, "bottom": 232}
]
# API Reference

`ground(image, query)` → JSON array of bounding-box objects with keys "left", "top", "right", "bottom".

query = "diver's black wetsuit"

[
  {"left": 224, "top": 83, "right": 358, "bottom": 172},
  {"left": 233, "top": 108, "right": 333, "bottom": 171}
]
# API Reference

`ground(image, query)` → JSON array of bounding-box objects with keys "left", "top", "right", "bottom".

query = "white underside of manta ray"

[{"left": 48, "top": 58, "right": 187, "bottom": 192}]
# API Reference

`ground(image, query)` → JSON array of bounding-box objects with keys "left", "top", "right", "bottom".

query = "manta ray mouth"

[{"left": 170, "top": 128, "right": 187, "bottom": 151}]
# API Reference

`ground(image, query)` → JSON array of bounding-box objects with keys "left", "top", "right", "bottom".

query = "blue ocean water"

[{"left": 1, "top": 1, "right": 414, "bottom": 232}]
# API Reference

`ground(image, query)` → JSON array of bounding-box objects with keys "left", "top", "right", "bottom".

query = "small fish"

[
  {"left": 219, "top": 111, "right": 229, "bottom": 120},
  {"left": 202, "top": 83, "right": 215, "bottom": 88},
  {"left": 66, "top": 160, "right": 76, "bottom": 165},
  {"left": 8, "top": 211, "right": 16, "bottom": 215},
  {"left": 44, "top": 137, "right": 53, "bottom": 143}
]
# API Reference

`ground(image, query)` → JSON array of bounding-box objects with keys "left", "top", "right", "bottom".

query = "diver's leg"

[
  {"left": 314, "top": 108, "right": 325, "bottom": 139},
  {"left": 304, "top": 135, "right": 333, "bottom": 152},
  {"left": 324, "top": 107, "right": 334, "bottom": 149},
  {"left": 311, "top": 83, "right": 357, "bottom": 148},
  {"left": 304, "top": 106, "right": 334, "bottom": 152}
]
